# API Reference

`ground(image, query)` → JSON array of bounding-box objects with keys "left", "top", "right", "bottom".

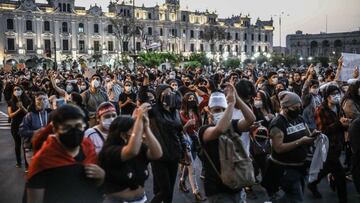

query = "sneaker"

[
  {"left": 307, "top": 182, "right": 322, "bottom": 198},
  {"left": 179, "top": 180, "right": 189, "bottom": 193},
  {"left": 327, "top": 174, "right": 336, "bottom": 192},
  {"left": 194, "top": 192, "right": 206, "bottom": 202}
]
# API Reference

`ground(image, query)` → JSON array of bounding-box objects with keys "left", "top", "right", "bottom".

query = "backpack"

[
  {"left": 203, "top": 124, "right": 256, "bottom": 190},
  {"left": 250, "top": 125, "right": 271, "bottom": 155}
]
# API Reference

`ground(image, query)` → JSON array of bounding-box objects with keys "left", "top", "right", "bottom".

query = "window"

[
  {"left": 123, "top": 41, "right": 129, "bottom": 52},
  {"left": 200, "top": 44, "right": 204, "bottom": 52},
  {"left": 172, "top": 44, "right": 175, "bottom": 52},
  {"left": 108, "top": 25, "right": 113, "bottom": 34},
  {"left": 67, "top": 3, "right": 71, "bottom": 12},
  {"left": 244, "top": 33, "right": 247, "bottom": 40},
  {"left": 26, "top": 20, "right": 32, "bottom": 31},
  {"left": 44, "top": 21, "right": 50, "bottom": 32},
  {"left": 258, "top": 34, "right": 261, "bottom": 41},
  {"left": 265, "top": 35, "right": 268, "bottom": 42},
  {"left": 244, "top": 45, "right": 247, "bottom": 52},
  {"left": 235, "top": 33, "right": 239, "bottom": 40},
  {"left": 26, "top": 39, "right": 33, "bottom": 51},
  {"left": 7, "top": 38, "right": 15, "bottom": 51},
  {"left": 190, "top": 44, "right": 195, "bottom": 52},
  {"left": 7, "top": 19, "right": 14, "bottom": 30},
  {"left": 227, "top": 33, "right": 231, "bottom": 40},
  {"left": 63, "top": 39, "right": 69, "bottom": 51},
  {"left": 148, "top": 27, "right": 152, "bottom": 35},
  {"left": 235, "top": 45, "right": 239, "bottom": 53},
  {"left": 199, "top": 31, "right": 204, "bottom": 39},
  {"left": 108, "top": 41, "right": 114, "bottom": 51},
  {"left": 78, "top": 23, "right": 84, "bottom": 33},
  {"left": 182, "top": 15, "right": 186, "bottom": 22},
  {"left": 148, "top": 13, "right": 152, "bottom": 19},
  {"left": 79, "top": 40, "right": 85, "bottom": 52},
  {"left": 62, "top": 22, "right": 68, "bottom": 32},
  {"left": 251, "top": 34, "right": 254, "bottom": 41},
  {"left": 171, "top": 29, "right": 177, "bottom": 37},
  {"left": 44, "top": 40, "right": 51, "bottom": 57},
  {"left": 94, "top": 41, "right": 100, "bottom": 52},
  {"left": 123, "top": 26, "right": 128, "bottom": 34},
  {"left": 227, "top": 45, "right": 231, "bottom": 52},
  {"left": 190, "top": 30, "right": 194, "bottom": 38},
  {"left": 160, "top": 28, "right": 163, "bottom": 36},
  {"left": 219, "top": 45, "right": 223, "bottom": 52},
  {"left": 251, "top": 46, "right": 254, "bottom": 53},
  {"left": 62, "top": 3, "right": 66, "bottom": 13},
  {"left": 58, "top": 3, "right": 62, "bottom": 12},
  {"left": 94, "top": 24, "right": 99, "bottom": 33},
  {"left": 136, "top": 42, "right": 141, "bottom": 51},
  {"left": 265, "top": 46, "right": 268, "bottom": 52},
  {"left": 258, "top": 46, "right": 261, "bottom": 52}
]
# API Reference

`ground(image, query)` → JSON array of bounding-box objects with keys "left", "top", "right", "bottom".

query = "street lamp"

[{"left": 273, "top": 12, "right": 290, "bottom": 48}]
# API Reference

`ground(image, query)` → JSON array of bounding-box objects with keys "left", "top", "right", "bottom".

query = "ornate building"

[
  {"left": 286, "top": 30, "right": 360, "bottom": 58},
  {"left": 0, "top": 0, "right": 274, "bottom": 67}
]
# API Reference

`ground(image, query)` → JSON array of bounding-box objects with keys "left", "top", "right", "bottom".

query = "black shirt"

[
  {"left": 100, "top": 143, "right": 150, "bottom": 194},
  {"left": 269, "top": 114, "right": 310, "bottom": 165},
  {"left": 27, "top": 149, "right": 103, "bottom": 203},
  {"left": 119, "top": 92, "right": 137, "bottom": 115},
  {"left": 199, "top": 120, "right": 242, "bottom": 196}
]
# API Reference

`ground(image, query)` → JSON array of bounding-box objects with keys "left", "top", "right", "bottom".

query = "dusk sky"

[{"left": 40, "top": 0, "right": 360, "bottom": 47}]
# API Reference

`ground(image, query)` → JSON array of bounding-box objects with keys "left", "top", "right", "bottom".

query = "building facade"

[
  {"left": 286, "top": 30, "right": 360, "bottom": 58},
  {"left": 0, "top": 0, "right": 274, "bottom": 67}
]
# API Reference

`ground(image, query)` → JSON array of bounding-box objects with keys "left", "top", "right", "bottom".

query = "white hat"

[
  {"left": 277, "top": 68, "right": 285, "bottom": 73},
  {"left": 209, "top": 92, "right": 228, "bottom": 109}
]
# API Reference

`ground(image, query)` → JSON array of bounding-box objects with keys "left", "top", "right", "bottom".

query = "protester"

[
  {"left": 84, "top": 102, "right": 117, "bottom": 154},
  {"left": 8, "top": 85, "right": 31, "bottom": 167},
  {"left": 26, "top": 104, "right": 104, "bottom": 203},
  {"left": 199, "top": 85, "right": 256, "bottom": 203},
  {"left": 99, "top": 103, "right": 162, "bottom": 203},
  {"left": 119, "top": 80, "right": 137, "bottom": 115}
]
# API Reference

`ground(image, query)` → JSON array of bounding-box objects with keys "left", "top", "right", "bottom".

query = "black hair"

[
  {"left": 322, "top": 85, "right": 340, "bottom": 107},
  {"left": 52, "top": 104, "right": 85, "bottom": 128},
  {"left": 342, "top": 80, "right": 360, "bottom": 108},
  {"left": 70, "top": 92, "right": 83, "bottom": 106},
  {"left": 235, "top": 79, "right": 256, "bottom": 100}
]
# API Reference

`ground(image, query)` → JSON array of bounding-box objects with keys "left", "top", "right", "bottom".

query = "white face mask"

[
  {"left": 272, "top": 78, "right": 278, "bottom": 85},
  {"left": 92, "top": 80, "right": 100, "bottom": 88},
  {"left": 14, "top": 90, "right": 22, "bottom": 97},
  {"left": 310, "top": 88, "right": 319, "bottom": 95},
  {"left": 254, "top": 100, "right": 263, "bottom": 109},
  {"left": 102, "top": 118, "right": 115, "bottom": 131},
  {"left": 169, "top": 74, "right": 176, "bottom": 79},
  {"left": 331, "top": 94, "right": 341, "bottom": 104},
  {"left": 66, "top": 85, "right": 73, "bottom": 93},
  {"left": 212, "top": 112, "right": 224, "bottom": 124},
  {"left": 80, "top": 85, "right": 87, "bottom": 90}
]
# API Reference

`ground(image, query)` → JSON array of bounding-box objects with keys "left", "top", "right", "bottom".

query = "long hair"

[
  {"left": 98, "top": 116, "right": 135, "bottom": 167},
  {"left": 342, "top": 80, "right": 360, "bottom": 108},
  {"left": 180, "top": 92, "right": 202, "bottom": 126},
  {"left": 11, "top": 85, "right": 31, "bottom": 106},
  {"left": 257, "top": 90, "right": 273, "bottom": 114}
]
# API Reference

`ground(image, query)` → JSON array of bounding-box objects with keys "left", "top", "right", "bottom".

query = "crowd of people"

[{"left": 0, "top": 56, "right": 359, "bottom": 203}]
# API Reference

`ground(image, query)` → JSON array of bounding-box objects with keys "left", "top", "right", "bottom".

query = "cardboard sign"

[{"left": 339, "top": 53, "right": 360, "bottom": 81}]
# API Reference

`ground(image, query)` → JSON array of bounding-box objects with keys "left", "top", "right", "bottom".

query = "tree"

[
  {"left": 223, "top": 58, "right": 241, "bottom": 69},
  {"left": 91, "top": 53, "right": 102, "bottom": 68},
  {"left": 110, "top": 14, "right": 145, "bottom": 53},
  {"left": 184, "top": 61, "right": 202, "bottom": 69},
  {"left": 188, "top": 53, "right": 209, "bottom": 66},
  {"left": 203, "top": 25, "right": 226, "bottom": 53}
]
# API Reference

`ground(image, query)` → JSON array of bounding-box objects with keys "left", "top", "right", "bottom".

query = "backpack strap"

[
  {"left": 87, "top": 128, "right": 105, "bottom": 142},
  {"left": 202, "top": 144, "right": 222, "bottom": 178}
]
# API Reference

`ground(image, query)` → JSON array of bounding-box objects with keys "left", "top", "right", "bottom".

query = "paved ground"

[{"left": 0, "top": 100, "right": 359, "bottom": 203}]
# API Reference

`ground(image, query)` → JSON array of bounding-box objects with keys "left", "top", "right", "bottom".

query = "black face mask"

[
  {"left": 162, "top": 92, "right": 177, "bottom": 109},
  {"left": 58, "top": 127, "right": 84, "bottom": 149},
  {"left": 188, "top": 101, "right": 197, "bottom": 109},
  {"left": 287, "top": 108, "right": 301, "bottom": 119}
]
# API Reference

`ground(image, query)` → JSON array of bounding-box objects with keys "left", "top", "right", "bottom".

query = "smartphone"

[{"left": 55, "top": 98, "right": 66, "bottom": 108}]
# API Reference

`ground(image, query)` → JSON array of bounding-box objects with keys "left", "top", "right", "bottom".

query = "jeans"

[
  {"left": 150, "top": 160, "right": 178, "bottom": 203},
  {"left": 11, "top": 128, "right": 22, "bottom": 165},
  {"left": 277, "top": 167, "right": 305, "bottom": 203},
  {"left": 207, "top": 190, "right": 246, "bottom": 203}
]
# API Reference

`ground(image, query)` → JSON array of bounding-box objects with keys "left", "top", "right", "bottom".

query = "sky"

[{"left": 39, "top": 0, "right": 360, "bottom": 47}]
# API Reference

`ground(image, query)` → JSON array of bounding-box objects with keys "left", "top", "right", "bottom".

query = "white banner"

[{"left": 339, "top": 53, "right": 360, "bottom": 81}]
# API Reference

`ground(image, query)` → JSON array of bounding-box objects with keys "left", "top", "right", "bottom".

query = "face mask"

[
  {"left": 80, "top": 85, "right": 87, "bottom": 90},
  {"left": 124, "top": 86, "right": 132, "bottom": 92},
  {"left": 272, "top": 78, "right": 278, "bottom": 85},
  {"left": 212, "top": 112, "right": 224, "bottom": 124},
  {"left": 66, "top": 85, "right": 73, "bottom": 93},
  {"left": 188, "top": 101, "right": 197, "bottom": 109},
  {"left": 14, "top": 90, "right": 22, "bottom": 97},
  {"left": 169, "top": 74, "right": 176, "bottom": 79},
  {"left": 310, "top": 88, "right": 319, "bottom": 95},
  {"left": 278, "top": 73, "right": 284, "bottom": 78},
  {"left": 257, "top": 84, "right": 263, "bottom": 89},
  {"left": 102, "top": 118, "right": 114, "bottom": 131},
  {"left": 92, "top": 80, "right": 100, "bottom": 88},
  {"left": 162, "top": 92, "right": 177, "bottom": 109},
  {"left": 254, "top": 100, "right": 263, "bottom": 109},
  {"left": 331, "top": 94, "right": 341, "bottom": 104},
  {"left": 287, "top": 108, "right": 301, "bottom": 119},
  {"left": 58, "top": 127, "right": 84, "bottom": 148}
]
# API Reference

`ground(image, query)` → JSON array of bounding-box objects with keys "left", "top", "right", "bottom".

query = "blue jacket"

[{"left": 19, "top": 110, "right": 51, "bottom": 139}]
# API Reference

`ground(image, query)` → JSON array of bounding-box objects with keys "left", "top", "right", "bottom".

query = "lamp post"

[{"left": 274, "top": 12, "right": 290, "bottom": 48}]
